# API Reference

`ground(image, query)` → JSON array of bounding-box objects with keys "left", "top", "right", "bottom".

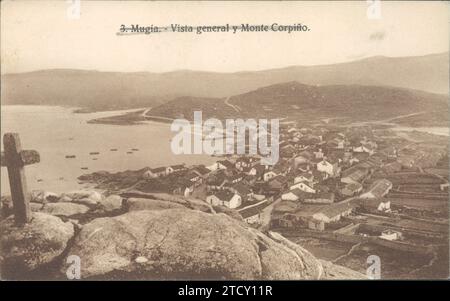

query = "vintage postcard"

[{"left": 0, "top": 1, "right": 448, "bottom": 282}]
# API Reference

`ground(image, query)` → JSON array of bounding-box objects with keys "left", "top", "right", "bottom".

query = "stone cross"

[{"left": 1, "top": 133, "right": 40, "bottom": 224}]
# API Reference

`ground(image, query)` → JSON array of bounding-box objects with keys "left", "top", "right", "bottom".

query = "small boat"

[
  {"left": 81, "top": 167, "right": 89, "bottom": 170},
  {"left": 59, "top": 177, "right": 65, "bottom": 180},
  {"left": 37, "top": 179, "right": 43, "bottom": 182},
  {"left": 110, "top": 148, "right": 118, "bottom": 151},
  {"left": 131, "top": 148, "right": 139, "bottom": 151},
  {"left": 92, "top": 158, "right": 98, "bottom": 161},
  {"left": 126, "top": 151, "right": 133, "bottom": 154},
  {"left": 65, "top": 155, "right": 76, "bottom": 158},
  {"left": 89, "top": 152, "right": 100, "bottom": 155}
]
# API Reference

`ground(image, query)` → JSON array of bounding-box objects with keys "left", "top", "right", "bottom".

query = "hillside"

[
  {"left": 256, "top": 52, "right": 448, "bottom": 95},
  {"left": 147, "top": 81, "right": 448, "bottom": 125},
  {"left": 1, "top": 52, "right": 448, "bottom": 111},
  {"left": 0, "top": 70, "right": 173, "bottom": 111},
  {"left": 147, "top": 96, "right": 236, "bottom": 120}
]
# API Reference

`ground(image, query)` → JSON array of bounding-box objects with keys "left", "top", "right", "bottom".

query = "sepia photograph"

[{"left": 0, "top": 0, "right": 449, "bottom": 284}]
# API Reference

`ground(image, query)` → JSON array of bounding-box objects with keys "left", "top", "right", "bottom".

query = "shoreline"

[{"left": 2, "top": 104, "right": 449, "bottom": 133}]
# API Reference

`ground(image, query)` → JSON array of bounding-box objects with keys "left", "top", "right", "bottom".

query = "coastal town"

[
  {"left": 77, "top": 122, "right": 449, "bottom": 279},
  {"left": 1, "top": 0, "right": 448, "bottom": 283}
]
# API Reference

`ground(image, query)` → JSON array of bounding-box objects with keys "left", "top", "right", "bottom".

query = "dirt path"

[
  {"left": 423, "top": 168, "right": 449, "bottom": 185},
  {"left": 141, "top": 108, "right": 152, "bottom": 117},
  {"left": 384, "top": 111, "right": 427, "bottom": 123},
  {"left": 224, "top": 96, "right": 241, "bottom": 113},
  {"left": 408, "top": 249, "right": 439, "bottom": 275},
  {"left": 332, "top": 242, "right": 362, "bottom": 264},
  {"left": 346, "top": 111, "right": 428, "bottom": 127}
]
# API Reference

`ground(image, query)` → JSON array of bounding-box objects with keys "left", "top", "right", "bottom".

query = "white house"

[
  {"left": 206, "top": 191, "right": 242, "bottom": 209},
  {"left": 263, "top": 170, "right": 278, "bottom": 182},
  {"left": 379, "top": 230, "right": 402, "bottom": 241},
  {"left": 172, "top": 180, "right": 195, "bottom": 197},
  {"left": 378, "top": 200, "right": 391, "bottom": 212},
  {"left": 335, "top": 138, "right": 345, "bottom": 149},
  {"left": 167, "top": 164, "right": 186, "bottom": 174},
  {"left": 241, "top": 210, "right": 261, "bottom": 224},
  {"left": 248, "top": 164, "right": 266, "bottom": 179},
  {"left": 235, "top": 157, "right": 258, "bottom": 171},
  {"left": 143, "top": 166, "right": 167, "bottom": 178},
  {"left": 313, "top": 148, "right": 324, "bottom": 159},
  {"left": 290, "top": 181, "right": 316, "bottom": 193},
  {"left": 316, "top": 159, "right": 340, "bottom": 177},
  {"left": 178, "top": 186, "right": 193, "bottom": 197}
]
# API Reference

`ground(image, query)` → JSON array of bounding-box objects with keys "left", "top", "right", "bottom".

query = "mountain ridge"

[
  {"left": 147, "top": 80, "right": 448, "bottom": 125},
  {"left": 5, "top": 51, "right": 447, "bottom": 76},
  {"left": 1, "top": 52, "right": 448, "bottom": 111}
]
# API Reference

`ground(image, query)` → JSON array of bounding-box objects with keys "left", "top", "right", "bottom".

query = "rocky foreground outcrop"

[
  {"left": 0, "top": 213, "right": 74, "bottom": 277},
  {"left": 0, "top": 190, "right": 365, "bottom": 280}
]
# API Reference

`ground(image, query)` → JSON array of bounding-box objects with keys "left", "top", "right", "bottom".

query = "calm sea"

[{"left": 0, "top": 106, "right": 216, "bottom": 194}]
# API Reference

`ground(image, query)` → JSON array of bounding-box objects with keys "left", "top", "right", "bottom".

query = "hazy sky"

[{"left": 1, "top": 1, "right": 448, "bottom": 74}]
